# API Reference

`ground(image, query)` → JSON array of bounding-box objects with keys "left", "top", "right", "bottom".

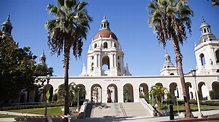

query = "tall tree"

[
  {"left": 34, "top": 64, "right": 53, "bottom": 76},
  {"left": 148, "top": 0, "right": 194, "bottom": 118},
  {"left": 45, "top": 0, "right": 92, "bottom": 119},
  {"left": 209, "top": 0, "right": 219, "bottom": 6},
  {"left": 0, "top": 31, "right": 36, "bottom": 104}
]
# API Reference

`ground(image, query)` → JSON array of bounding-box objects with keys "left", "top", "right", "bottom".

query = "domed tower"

[
  {"left": 194, "top": 17, "right": 219, "bottom": 75},
  {"left": 160, "top": 52, "right": 178, "bottom": 76},
  {"left": 1, "top": 15, "right": 13, "bottom": 36},
  {"left": 39, "top": 51, "right": 46, "bottom": 64},
  {"left": 86, "top": 16, "right": 130, "bottom": 76}
]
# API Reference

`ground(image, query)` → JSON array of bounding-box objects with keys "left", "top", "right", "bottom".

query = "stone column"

[
  {"left": 118, "top": 87, "right": 124, "bottom": 103},
  {"left": 133, "top": 86, "right": 139, "bottom": 102},
  {"left": 86, "top": 89, "right": 91, "bottom": 101}
]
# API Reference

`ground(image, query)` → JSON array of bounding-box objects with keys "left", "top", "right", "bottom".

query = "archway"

[
  {"left": 102, "top": 56, "right": 110, "bottom": 76},
  {"left": 123, "top": 83, "right": 134, "bottom": 102},
  {"left": 169, "top": 82, "right": 177, "bottom": 97},
  {"left": 77, "top": 84, "right": 86, "bottom": 105},
  {"left": 155, "top": 83, "right": 163, "bottom": 87},
  {"left": 139, "top": 83, "right": 149, "bottom": 102},
  {"left": 91, "top": 84, "right": 102, "bottom": 103},
  {"left": 212, "top": 81, "right": 219, "bottom": 99},
  {"left": 107, "top": 84, "right": 118, "bottom": 103},
  {"left": 185, "top": 82, "right": 193, "bottom": 100},
  {"left": 198, "top": 82, "right": 205, "bottom": 100}
]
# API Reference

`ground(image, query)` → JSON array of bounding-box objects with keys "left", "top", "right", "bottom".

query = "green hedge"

[
  {"left": 164, "top": 99, "right": 219, "bottom": 106},
  {"left": 0, "top": 102, "right": 64, "bottom": 111}
]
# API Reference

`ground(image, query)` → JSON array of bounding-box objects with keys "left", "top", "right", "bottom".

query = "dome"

[
  {"left": 2, "top": 15, "right": 12, "bottom": 26},
  {"left": 200, "top": 17, "right": 210, "bottom": 29},
  {"left": 93, "top": 29, "right": 118, "bottom": 40}
]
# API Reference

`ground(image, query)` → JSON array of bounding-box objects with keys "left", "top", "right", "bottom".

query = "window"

[
  {"left": 91, "top": 63, "right": 94, "bottom": 71},
  {"left": 215, "top": 50, "right": 219, "bottom": 63},
  {"left": 94, "top": 44, "right": 97, "bottom": 48},
  {"left": 200, "top": 53, "right": 206, "bottom": 66},
  {"left": 103, "top": 42, "right": 108, "bottom": 48}
]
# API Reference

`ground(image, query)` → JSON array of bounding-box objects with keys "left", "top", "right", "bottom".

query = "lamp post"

[
  {"left": 151, "top": 86, "right": 154, "bottom": 106},
  {"left": 44, "top": 72, "right": 51, "bottom": 122},
  {"left": 191, "top": 69, "right": 203, "bottom": 118},
  {"left": 77, "top": 87, "right": 80, "bottom": 112}
]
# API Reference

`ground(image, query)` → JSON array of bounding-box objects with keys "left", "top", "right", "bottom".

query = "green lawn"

[
  {"left": 8, "top": 107, "right": 65, "bottom": 116},
  {"left": 173, "top": 104, "right": 219, "bottom": 112},
  {"left": 0, "top": 114, "right": 21, "bottom": 118}
]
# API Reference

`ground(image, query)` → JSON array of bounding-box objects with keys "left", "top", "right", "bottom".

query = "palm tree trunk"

[
  {"left": 172, "top": 37, "right": 193, "bottom": 118},
  {"left": 64, "top": 45, "right": 70, "bottom": 121}
]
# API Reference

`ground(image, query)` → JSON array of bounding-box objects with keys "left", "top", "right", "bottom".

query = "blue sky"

[{"left": 1, "top": 0, "right": 219, "bottom": 76}]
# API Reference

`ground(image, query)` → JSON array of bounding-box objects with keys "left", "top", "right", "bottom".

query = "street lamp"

[
  {"left": 44, "top": 72, "right": 51, "bottom": 121},
  {"left": 77, "top": 87, "right": 80, "bottom": 112},
  {"left": 191, "top": 69, "right": 203, "bottom": 118},
  {"left": 151, "top": 86, "right": 155, "bottom": 106}
]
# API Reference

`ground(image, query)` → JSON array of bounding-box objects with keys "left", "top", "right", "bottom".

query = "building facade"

[
  {"left": 47, "top": 17, "right": 219, "bottom": 103},
  {"left": 1, "top": 16, "right": 219, "bottom": 103}
]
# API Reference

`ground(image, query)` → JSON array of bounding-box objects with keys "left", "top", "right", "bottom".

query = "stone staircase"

[{"left": 88, "top": 102, "right": 152, "bottom": 118}]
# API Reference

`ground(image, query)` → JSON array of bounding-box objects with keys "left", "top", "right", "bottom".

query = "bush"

[
  {"left": 0, "top": 102, "right": 64, "bottom": 111},
  {"left": 209, "top": 90, "right": 215, "bottom": 99}
]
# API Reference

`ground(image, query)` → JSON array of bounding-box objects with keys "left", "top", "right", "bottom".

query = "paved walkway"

[
  {"left": 1, "top": 110, "right": 219, "bottom": 122},
  {"left": 0, "top": 111, "right": 43, "bottom": 122}
]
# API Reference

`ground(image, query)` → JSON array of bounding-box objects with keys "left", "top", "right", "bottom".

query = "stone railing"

[
  {"left": 77, "top": 101, "right": 88, "bottom": 119},
  {"left": 139, "top": 98, "right": 156, "bottom": 116}
]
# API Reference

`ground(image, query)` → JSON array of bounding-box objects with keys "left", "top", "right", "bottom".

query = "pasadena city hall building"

[{"left": 1, "top": 16, "right": 219, "bottom": 103}]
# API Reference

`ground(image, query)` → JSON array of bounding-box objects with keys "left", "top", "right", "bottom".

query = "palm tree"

[
  {"left": 150, "top": 85, "right": 167, "bottom": 105},
  {"left": 209, "top": 0, "right": 219, "bottom": 6},
  {"left": 45, "top": 0, "right": 92, "bottom": 118},
  {"left": 55, "top": 83, "right": 86, "bottom": 106},
  {"left": 148, "top": 0, "right": 193, "bottom": 118}
]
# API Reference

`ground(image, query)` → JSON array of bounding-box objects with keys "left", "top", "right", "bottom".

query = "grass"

[
  {"left": 208, "top": 114, "right": 219, "bottom": 118},
  {"left": 8, "top": 107, "right": 77, "bottom": 116},
  {"left": 173, "top": 104, "right": 219, "bottom": 112},
  {"left": 0, "top": 114, "right": 21, "bottom": 118}
]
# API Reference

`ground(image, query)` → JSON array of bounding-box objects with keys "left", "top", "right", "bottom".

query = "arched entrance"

[
  {"left": 155, "top": 83, "right": 163, "bottom": 87},
  {"left": 212, "top": 81, "right": 219, "bottom": 99},
  {"left": 77, "top": 84, "right": 86, "bottom": 105},
  {"left": 91, "top": 84, "right": 102, "bottom": 103},
  {"left": 169, "top": 82, "right": 177, "bottom": 97},
  {"left": 139, "top": 83, "right": 149, "bottom": 101},
  {"left": 198, "top": 82, "right": 206, "bottom": 100},
  {"left": 123, "top": 83, "right": 134, "bottom": 102},
  {"left": 185, "top": 82, "right": 193, "bottom": 100},
  {"left": 107, "top": 84, "right": 118, "bottom": 103}
]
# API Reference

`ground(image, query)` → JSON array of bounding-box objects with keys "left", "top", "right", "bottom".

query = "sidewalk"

[
  {"left": 0, "top": 109, "right": 219, "bottom": 122},
  {"left": 0, "top": 111, "right": 43, "bottom": 122},
  {"left": 0, "top": 111, "right": 43, "bottom": 116}
]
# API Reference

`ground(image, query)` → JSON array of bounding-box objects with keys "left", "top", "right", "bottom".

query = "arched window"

[
  {"left": 114, "top": 44, "right": 117, "bottom": 48},
  {"left": 91, "top": 63, "right": 94, "bottom": 71},
  {"left": 215, "top": 49, "right": 219, "bottom": 63},
  {"left": 94, "top": 43, "right": 97, "bottom": 48},
  {"left": 118, "top": 63, "right": 121, "bottom": 71},
  {"left": 102, "top": 56, "right": 110, "bottom": 70},
  {"left": 103, "top": 42, "right": 108, "bottom": 48},
  {"left": 200, "top": 53, "right": 206, "bottom": 66}
]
